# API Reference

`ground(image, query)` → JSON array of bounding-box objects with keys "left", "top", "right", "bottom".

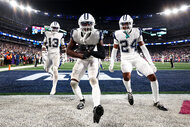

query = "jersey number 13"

[{"left": 48, "top": 38, "right": 59, "bottom": 47}]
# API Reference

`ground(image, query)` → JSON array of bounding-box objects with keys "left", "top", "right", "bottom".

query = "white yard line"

[{"left": 0, "top": 64, "right": 43, "bottom": 72}]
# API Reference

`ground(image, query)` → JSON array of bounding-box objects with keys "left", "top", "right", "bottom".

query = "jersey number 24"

[{"left": 120, "top": 39, "right": 137, "bottom": 52}]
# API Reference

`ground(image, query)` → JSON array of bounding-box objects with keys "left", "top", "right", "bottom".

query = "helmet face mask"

[
  {"left": 50, "top": 21, "right": 60, "bottom": 33},
  {"left": 119, "top": 14, "right": 133, "bottom": 34},
  {"left": 51, "top": 27, "right": 59, "bottom": 32},
  {"left": 80, "top": 21, "right": 93, "bottom": 33},
  {"left": 78, "top": 13, "right": 95, "bottom": 34}
]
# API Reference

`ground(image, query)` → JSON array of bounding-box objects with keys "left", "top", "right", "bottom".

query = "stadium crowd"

[
  {"left": 0, "top": 40, "right": 190, "bottom": 67},
  {"left": 149, "top": 45, "right": 190, "bottom": 62},
  {"left": 0, "top": 41, "right": 41, "bottom": 66}
]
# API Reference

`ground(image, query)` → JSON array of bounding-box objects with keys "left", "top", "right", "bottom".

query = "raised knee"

[
  {"left": 147, "top": 74, "right": 157, "bottom": 81},
  {"left": 124, "top": 77, "right": 130, "bottom": 81},
  {"left": 89, "top": 77, "right": 98, "bottom": 86},
  {"left": 123, "top": 73, "right": 131, "bottom": 81},
  {"left": 70, "top": 80, "right": 78, "bottom": 89}
]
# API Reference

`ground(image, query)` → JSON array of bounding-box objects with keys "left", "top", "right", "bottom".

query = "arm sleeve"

[
  {"left": 61, "top": 38, "right": 65, "bottom": 45},
  {"left": 140, "top": 44, "right": 153, "bottom": 65},
  {"left": 113, "top": 32, "right": 119, "bottom": 44},
  {"left": 110, "top": 47, "right": 118, "bottom": 64},
  {"left": 90, "top": 42, "right": 105, "bottom": 59},
  {"left": 43, "top": 36, "right": 47, "bottom": 43}
]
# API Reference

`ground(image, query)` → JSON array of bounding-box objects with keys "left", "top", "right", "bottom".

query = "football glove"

[
  {"left": 109, "top": 63, "right": 114, "bottom": 72},
  {"left": 82, "top": 51, "right": 91, "bottom": 59}
]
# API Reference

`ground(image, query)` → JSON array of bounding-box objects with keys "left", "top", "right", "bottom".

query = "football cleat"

[
  {"left": 128, "top": 92, "right": 134, "bottom": 105},
  {"left": 93, "top": 105, "right": 104, "bottom": 123},
  {"left": 77, "top": 99, "right": 85, "bottom": 110},
  {"left": 50, "top": 86, "right": 56, "bottom": 95},
  {"left": 153, "top": 102, "right": 168, "bottom": 111}
]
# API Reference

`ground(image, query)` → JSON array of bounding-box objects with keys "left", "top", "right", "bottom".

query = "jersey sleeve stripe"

[{"left": 113, "top": 32, "right": 119, "bottom": 42}]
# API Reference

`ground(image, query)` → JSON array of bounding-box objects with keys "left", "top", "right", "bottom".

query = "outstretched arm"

[
  {"left": 139, "top": 41, "right": 157, "bottom": 72},
  {"left": 138, "top": 41, "right": 153, "bottom": 65},
  {"left": 109, "top": 44, "right": 118, "bottom": 72}
]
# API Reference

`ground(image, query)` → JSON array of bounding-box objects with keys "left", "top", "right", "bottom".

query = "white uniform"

[
  {"left": 114, "top": 28, "right": 153, "bottom": 76},
  {"left": 43, "top": 31, "right": 64, "bottom": 70},
  {"left": 71, "top": 28, "right": 103, "bottom": 81}
]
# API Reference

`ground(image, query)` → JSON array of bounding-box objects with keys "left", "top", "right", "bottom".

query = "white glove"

[
  {"left": 42, "top": 51, "right": 47, "bottom": 63},
  {"left": 150, "top": 64, "right": 157, "bottom": 73},
  {"left": 109, "top": 63, "right": 114, "bottom": 72}
]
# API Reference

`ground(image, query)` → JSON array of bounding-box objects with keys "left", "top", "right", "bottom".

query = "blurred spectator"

[
  {"left": 0, "top": 52, "right": 4, "bottom": 66},
  {"left": 16, "top": 53, "right": 20, "bottom": 66}
]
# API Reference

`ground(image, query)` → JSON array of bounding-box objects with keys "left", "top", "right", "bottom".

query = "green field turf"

[{"left": 15, "top": 61, "right": 190, "bottom": 70}]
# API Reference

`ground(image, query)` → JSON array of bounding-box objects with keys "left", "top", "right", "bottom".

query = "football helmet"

[
  {"left": 78, "top": 13, "right": 95, "bottom": 34},
  {"left": 50, "top": 21, "right": 60, "bottom": 33},
  {"left": 119, "top": 14, "right": 133, "bottom": 34}
]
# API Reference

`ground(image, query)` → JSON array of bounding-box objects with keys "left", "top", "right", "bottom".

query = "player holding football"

[
  {"left": 67, "top": 13, "right": 105, "bottom": 123},
  {"left": 42, "top": 21, "right": 65, "bottom": 95},
  {"left": 109, "top": 14, "right": 168, "bottom": 111}
]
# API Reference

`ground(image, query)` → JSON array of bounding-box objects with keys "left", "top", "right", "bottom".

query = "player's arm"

[
  {"left": 42, "top": 36, "right": 47, "bottom": 51},
  {"left": 42, "top": 37, "right": 47, "bottom": 58},
  {"left": 89, "top": 40, "right": 105, "bottom": 59},
  {"left": 138, "top": 41, "right": 153, "bottom": 65},
  {"left": 66, "top": 38, "right": 84, "bottom": 59},
  {"left": 109, "top": 31, "right": 119, "bottom": 72},
  {"left": 60, "top": 38, "right": 66, "bottom": 53},
  {"left": 138, "top": 40, "right": 157, "bottom": 72}
]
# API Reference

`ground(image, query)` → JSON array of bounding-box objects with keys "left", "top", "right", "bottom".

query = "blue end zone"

[{"left": 0, "top": 70, "right": 190, "bottom": 93}]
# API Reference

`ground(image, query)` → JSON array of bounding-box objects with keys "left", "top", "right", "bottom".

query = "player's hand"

[
  {"left": 150, "top": 64, "right": 157, "bottom": 73},
  {"left": 109, "top": 63, "right": 114, "bottom": 72},
  {"left": 82, "top": 51, "right": 91, "bottom": 59}
]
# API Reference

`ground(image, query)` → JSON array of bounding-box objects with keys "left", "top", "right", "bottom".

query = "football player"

[
  {"left": 67, "top": 13, "right": 105, "bottom": 123},
  {"left": 42, "top": 21, "right": 65, "bottom": 95},
  {"left": 109, "top": 14, "right": 168, "bottom": 111}
]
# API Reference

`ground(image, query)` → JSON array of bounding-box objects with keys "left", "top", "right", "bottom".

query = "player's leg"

[
  {"left": 70, "top": 59, "right": 87, "bottom": 109},
  {"left": 88, "top": 58, "right": 104, "bottom": 123},
  {"left": 44, "top": 54, "right": 53, "bottom": 78},
  {"left": 121, "top": 59, "right": 134, "bottom": 105},
  {"left": 135, "top": 57, "right": 168, "bottom": 111},
  {"left": 50, "top": 53, "right": 60, "bottom": 95},
  {"left": 88, "top": 58, "right": 101, "bottom": 107}
]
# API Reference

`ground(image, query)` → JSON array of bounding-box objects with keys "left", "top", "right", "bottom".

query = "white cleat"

[{"left": 50, "top": 87, "right": 56, "bottom": 95}]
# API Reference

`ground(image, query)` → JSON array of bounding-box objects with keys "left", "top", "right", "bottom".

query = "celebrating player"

[
  {"left": 67, "top": 13, "right": 105, "bottom": 123},
  {"left": 109, "top": 14, "right": 168, "bottom": 111},
  {"left": 42, "top": 21, "right": 65, "bottom": 95}
]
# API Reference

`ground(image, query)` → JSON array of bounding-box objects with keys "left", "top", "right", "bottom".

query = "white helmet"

[
  {"left": 119, "top": 14, "right": 133, "bottom": 34},
  {"left": 50, "top": 21, "right": 60, "bottom": 33},
  {"left": 78, "top": 13, "right": 95, "bottom": 34}
]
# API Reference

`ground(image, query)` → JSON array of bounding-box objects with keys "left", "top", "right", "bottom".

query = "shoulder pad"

[
  {"left": 113, "top": 30, "right": 120, "bottom": 41},
  {"left": 70, "top": 28, "right": 77, "bottom": 39}
]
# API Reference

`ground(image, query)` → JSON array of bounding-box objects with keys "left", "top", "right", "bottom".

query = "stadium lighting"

[
  {"left": 44, "top": 12, "right": 49, "bottom": 15},
  {"left": 172, "top": 8, "right": 179, "bottom": 14},
  {"left": 163, "top": 9, "right": 172, "bottom": 15},
  {"left": 180, "top": 5, "right": 188, "bottom": 11},
  {"left": 26, "top": 6, "right": 32, "bottom": 12},
  {"left": 34, "top": 10, "right": 38, "bottom": 13},
  {"left": 19, "top": 5, "right": 25, "bottom": 10},
  {"left": 10, "top": 0, "right": 18, "bottom": 7}
]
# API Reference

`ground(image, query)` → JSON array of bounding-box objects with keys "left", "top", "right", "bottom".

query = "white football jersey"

[
  {"left": 71, "top": 28, "right": 103, "bottom": 52},
  {"left": 43, "top": 31, "right": 64, "bottom": 54},
  {"left": 114, "top": 28, "right": 143, "bottom": 60}
]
